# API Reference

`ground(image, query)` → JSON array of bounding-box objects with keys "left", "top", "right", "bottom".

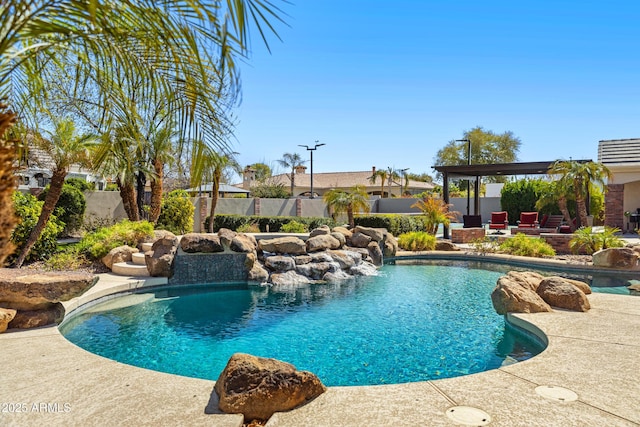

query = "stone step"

[
  {"left": 132, "top": 252, "right": 146, "bottom": 265},
  {"left": 141, "top": 242, "right": 154, "bottom": 252},
  {"left": 111, "top": 262, "right": 149, "bottom": 277}
]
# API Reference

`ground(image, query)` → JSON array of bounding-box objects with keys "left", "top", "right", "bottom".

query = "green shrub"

[
  {"left": 397, "top": 232, "right": 436, "bottom": 251},
  {"left": 280, "top": 220, "right": 308, "bottom": 233},
  {"left": 156, "top": 190, "right": 194, "bottom": 234},
  {"left": 206, "top": 214, "right": 335, "bottom": 233},
  {"left": 39, "top": 183, "right": 86, "bottom": 234},
  {"left": 45, "top": 249, "right": 89, "bottom": 270},
  {"left": 75, "top": 220, "right": 154, "bottom": 260},
  {"left": 10, "top": 191, "right": 64, "bottom": 263},
  {"left": 471, "top": 237, "right": 499, "bottom": 254},
  {"left": 498, "top": 233, "right": 555, "bottom": 257},
  {"left": 569, "top": 226, "right": 623, "bottom": 254},
  {"left": 250, "top": 182, "right": 290, "bottom": 198},
  {"left": 354, "top": 214, "right": 426, "bottom": 236},
  {"left": 65, "top": 177, "right": 94, "bottom": 192},
  {"left": 501, "top": 179, "right": 548, "bottom": 224},
  {"left": 236, "top": 222, "right": 261, "bottom": 233}
]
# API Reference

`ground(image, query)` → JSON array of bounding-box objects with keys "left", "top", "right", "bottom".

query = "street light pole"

[
  {"left": 456, "top": 139, "right": 471, "bottom": 215},
  {"left": 299, "top": 141, "right": 325, "bottom": 199}
]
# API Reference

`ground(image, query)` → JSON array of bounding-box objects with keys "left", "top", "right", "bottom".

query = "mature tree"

[
  {"left": 434, "top": 126, "right": 521, "bottom": 183},
  {"left": 323, "top": 185, "right": 370, "bottom": 228},
  {"left": 14, "top": 119, "right": 96, "bottom": 267},
  {"left": 148, "top": 125, "right": 179, "bottom": 224},
  {"left": 277, "top": 152, "right": 306, "bottom": 197},
  {"left": 0, "top": 0, "right": 287, "bottom": 265},
  {"left": 0, "top": 104, "right": 17, "bottom": 265},
  {"left": 548, "top": 160, "right": 612, "bottom": 228},
  {"left": 249, "top": 162, "right": 273, "bottom": 182}
]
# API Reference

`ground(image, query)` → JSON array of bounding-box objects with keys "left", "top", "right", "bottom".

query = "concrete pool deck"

[{"left": 1, "top": 259, "right": 639, "bottom": 426}]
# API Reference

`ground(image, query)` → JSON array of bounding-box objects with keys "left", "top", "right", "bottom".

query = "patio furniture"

[
  {"left": 463, "top": 215, "right": 482, "bottom": 228},
  {"left": 517, "top": 212, "right": 539, "bottom": 228},
  {"left": 487, "top": 211, "right": 509, "bottom": 234},
  {"left": 539, "top": 214, "right": 564, "bottom": 231}
]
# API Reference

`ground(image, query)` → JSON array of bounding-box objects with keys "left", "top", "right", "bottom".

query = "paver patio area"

[{"left": 1, "top": 267, "right": 639, "bottom": 426}]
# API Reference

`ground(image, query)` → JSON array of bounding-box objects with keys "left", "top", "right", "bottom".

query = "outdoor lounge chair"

[
  {"left": 539, "top": 214, "right": 564, "bottom": 231},
  {"left": 517, "top": 212, "right": 539, "bottom": 228},
  {"left": 487, "top": 211, "right": 509, "bottom": 234},
  {"left": 463, "top": 215, "right": 482, "bottom": 228}
]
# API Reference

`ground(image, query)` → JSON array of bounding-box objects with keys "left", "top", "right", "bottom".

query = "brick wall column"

[
  {"left": 254, "top": 197, "right": 261, "bottom": 216},
  {"left": 296, "top": 197, "right": 302, "bottom": 217},
  {"left": 604, "top": 184, "right": 624, "bottom": 230}
]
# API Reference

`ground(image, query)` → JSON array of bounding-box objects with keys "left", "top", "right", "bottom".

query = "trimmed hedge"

[
  {"left": 354, "top": 214, "right": 426, "bottom": 236},
  {"left": 205, "top": 214, "right": 336, "bottom": 232}
]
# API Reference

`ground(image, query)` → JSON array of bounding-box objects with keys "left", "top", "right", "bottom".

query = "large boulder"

[
  {"left": 330, "top": 232, "right": 346, "bottom": 248},
  {"left": 491, "top": 275, "right": 553, "bottom": 315},
  {"left": 102, "top": 245, "right": 139, "bottom": 269},
  {"left": 296, "top": 262, "right": 333, "bottom": 280},
  {"left": 264, "top": 255, "right": 296, "bottom": 272},
  {"left": 349, "top": 232, "right": 372, "bottom": 248},
  {"left": 367, "top": 241, "right": 383, "bottom": 266},
  {"left": 0, "top": 307, "right": 17, "bottom": 333},
  {"left": 332, "top": 226, "right": 353, "bottom": 239},
  {"left": 215, "top": 353, "right": 326, "bottom": 421},
  {"left": 270, "top": 270, "right": 312, "bottom": 287},
  {"left": 218, "top": 228, "right": 237, "bottom": 247},
  {"left": 145, "top": 234, "right": 179, "bottom": 277},
  {"left": 353, "top": 226, "right": 384, "bottom": 243},
  {"left": 548, "top": 276, "right": 592, "bottom": 295},
  {"left": 592, "top": 248, "right": 639, "bottom": 269},
  {"left": 309, "top": 225, "right": 331, "bottom": 237},
  {"left": 180, "top": 233, "right": 224, "bottom": 253},
  {"left": 258, "top": 237, "right": 307, "bottom": 255},
  {"left": 9, "top": 302, "right": 65, "bottom": 329},
  {"left": 505, "top": 271, "right": 545, "bottom": 292},
  {"left": 328, "top": 250, "right": 359, "bottom": 269},
  {"left": 536, "top": 277, "right": 590, "bottom": 312},
  {"left": 383, "top": 233, "right": 399, "bottom": 257},
  {"left": 230, "top": 234, "right": 257, "bottom": 253},
  {"left": 248, "top": 264, "right": 270, "bottom": 283},
  {"left": 306, "top": 235, "right": 341, "bottom": 253},
  {"left": 0, "top": 269, "right": 98, "bottom": 310}
]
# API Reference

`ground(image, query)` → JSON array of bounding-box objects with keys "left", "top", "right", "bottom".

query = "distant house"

[
  {"left": 598, "top": 138, "right": 640, "bottom": 231},
  {"left": 16, "top": 145, "right": 106, "bottom": 194},
  {"left": 240, "top": 166, "right": 434, "bottom": 198},
  {"left": 184, "top": 183, "right": 251, "bottom": 198}
]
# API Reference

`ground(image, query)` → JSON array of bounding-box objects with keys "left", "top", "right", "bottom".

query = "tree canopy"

[{"left": 434, "top": 126, "right": 521, "bottom": 183}]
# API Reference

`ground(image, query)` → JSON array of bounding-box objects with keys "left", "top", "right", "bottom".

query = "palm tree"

[
  {"left": 411, "top": 197, "right": 460, "bottom": 235},
  {"left": 14, "top": 119, "right": 96, "bottom": 267},
  {"left": 549, "top": 160, "right": 612, "bottom": 228},
  {"left": 277, "top": 152, "right": 306, "bottom": 197},
  {"left": 368, "top": 168, "right": 389, "bottom": 198},
  {"left": 0, "top": 1, "right": 287, "bottom": 264},
  {"left": 148, "top": 125, "right": 178, "bottom": 224},
  {"left": 323, "top": 185, "right": 371, "bottom": 228}
]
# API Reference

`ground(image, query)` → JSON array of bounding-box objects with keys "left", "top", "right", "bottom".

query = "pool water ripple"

[{"left": 61, "top": 264, "right": 545, "bottom": 386}]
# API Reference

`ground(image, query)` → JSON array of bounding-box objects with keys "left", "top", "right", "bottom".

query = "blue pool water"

[{"left": 61, "top": 264, "right": 546, "bottom": 386}]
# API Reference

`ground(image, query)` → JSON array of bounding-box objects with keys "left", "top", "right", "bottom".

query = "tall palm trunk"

[
  {"left": 557, "top": 195, "right": 572, "bottom": 225},
  {"left": 149, "top": 158, "right": 163, "bottom": 224},
  {"left": 136, "top": 172, "right": 146, "bottom": 219},
  {"left": 0, "top": 107, "right": 17, "bottom": 265},
  {"left": 289, "top": 170, "right": 295, "bottom": 196},
  {"left": 118, "top": 177, "right": 139, "bottom": 221},
  {"left": 208, "top": 169, "right": 221, "bottom": 233},
  {"left": 573, "top": 178, "right": 588, "bottom": 228},
  {"left": 347, "top": 205, "right": 355, "bottom": 229},
  {"left": 13, "top": 168, "right": 66, "bottom": 268}
]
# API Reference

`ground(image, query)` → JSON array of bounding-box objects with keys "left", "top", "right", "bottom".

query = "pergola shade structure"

[{"left": 432, "top": 160, "right": 592, "bottom": 239}]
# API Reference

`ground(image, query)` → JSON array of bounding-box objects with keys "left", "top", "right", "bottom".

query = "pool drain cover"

[
  {"left": 445, "top": 406, "right": 491, "bottom": 426},
  {"left": 535, "top": 385, "right": 578, "bottom": 402}
]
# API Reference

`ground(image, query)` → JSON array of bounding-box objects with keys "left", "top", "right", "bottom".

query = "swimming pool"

[{"left": 60, "top": 263, "right": 546, "bottom": 386}]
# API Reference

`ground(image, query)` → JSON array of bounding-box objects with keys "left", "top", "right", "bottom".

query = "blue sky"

[{"left": 232, "top": 1, "right": 640, "bottom": 179}]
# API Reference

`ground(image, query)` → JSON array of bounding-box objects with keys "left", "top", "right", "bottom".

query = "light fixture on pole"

[
  {"left": 456, "top": 138, "right": 471, "bottom": 215},
  {"left": 298, "top": 141, "right": 325, "bottom": 199}
]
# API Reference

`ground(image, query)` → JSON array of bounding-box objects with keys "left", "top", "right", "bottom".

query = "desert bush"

[
  {"left": 236, "top": 222, "right": 261, "bottom": 233},
  {"left": 397, "top": 231, "right": 436, "bottom": 251},
  {"left": 280, "top": 220, "right": 308, "bottom": 233},
  {"left": 569, "top": 226, "right": 623, "bottom": 254},
  {"left": 498, "top": 233, "right": 555, "bottom": 257},
  {"left": 75, "top": 220, "right": 154, "bottom": 260},
  {"left": 471, "top": 237, "right": 500, "bottom": 254},
  {"left": 10, "top": 191, "right": 64, "bottom": 263},
  {"left": 156, "top": 189, "right": 194, "bottom": 234}
]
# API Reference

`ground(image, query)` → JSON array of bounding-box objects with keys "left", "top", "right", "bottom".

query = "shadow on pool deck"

[{"left": 1, "top": 256, "right": 639, "bottom": 426}]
